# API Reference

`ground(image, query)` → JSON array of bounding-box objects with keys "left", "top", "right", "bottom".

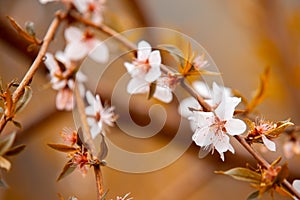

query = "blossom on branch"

[
  {"left": 64, "top": 26, "right": 109, "bottom": 63},
  {"left": 85, "top": 90, "right": 117, "bottom": 139},
  {"left": 44, "top": 52, "right": 86, "bottom": 111},
  {"left": 73, "top": 0, "right": 106, "bottom": 25},
  {"left": 124, "top": 40, "right": 174, "bottom": 103},
  {"left": 189, "top": 91, "right": 246, "bottom": 161}
]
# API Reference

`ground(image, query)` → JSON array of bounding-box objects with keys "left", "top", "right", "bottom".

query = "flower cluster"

[
  {"left": 43, "top": 25, "right": 108, "bottom": 111},
  {"left": 186, "top": 82, "right": 246, "bottom": 161},
  {"left": 40, "top": 0, "right": 106, "bottom": 25},
  {"left": 124, "top": 40, "right": 175, "bottom": 103}
]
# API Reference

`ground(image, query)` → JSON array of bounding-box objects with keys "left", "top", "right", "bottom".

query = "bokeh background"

[{"left": 0, "top": 0, "right": 300, "bottom": 199}]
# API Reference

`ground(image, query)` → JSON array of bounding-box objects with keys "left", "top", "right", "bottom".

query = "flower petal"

[
  {"left": 262, "top": 135, "right": 276, "bottom": 151},
  {"left": 153, "top": 86, "right": 172, "bottom": 103},
  {"left": 137, "top": 40, "right": 151, "bottom": 62},
  {"left": 44, "top": 53, "right": 59, "bottom": 72},
  {"left": 193, "top": 81, "right": 211, "bottom": 99},
  {"left": 145, "top": 66, "right": 161, "bottom": 83},
  {"left": 192, "top": 126, "right": 214, "bottom": 147},
  {"left": 124, "top": 62, "right": 135, "bottom": 74},
  {"left": 127, "top": 78, "right": 148, "bottom": 94},
  {"left": 225, "top": 118, "right": 246, "bottom": 135},
  {"left": 178, "top": 97, "right": 201, "bottom": 118},
  {"left": 88, "top": 41, "right": 109, "bottom": 63},
  {"left": 86, "top": 90, "right": 95, "bottom": 107},
  {"left": 213, "top": 133, "right": 230, "bottom": 153},
  {"left": 148, "top": 50, "right": 161, "bottom": 67},
  {"left": 215, "top": 97, "right": 241, "bottom": 120},
  {"left": 64, "top": 26, "right": 83, "bottom": 42},
  {"left": 65, "top": 41, "right": 88, "bottom": 61}
]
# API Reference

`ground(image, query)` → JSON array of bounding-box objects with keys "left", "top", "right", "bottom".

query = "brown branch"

[
  {"left": 94, "top": 163, "right": 105, "bottom": 200},
  {"left": 0, "top": 11, "right": 67, "bottom": 134}
]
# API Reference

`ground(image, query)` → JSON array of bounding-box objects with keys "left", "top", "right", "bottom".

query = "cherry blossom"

[
  {"left": 73, "top": 0, "right": 105, "bottom": 25},
  {"left": 125, "top": 40, "right": 174, "bottom": 103},
  {"left": 247, "top": 119, "right": 277, "bottom": 152},
  {"left": 85, "top": 90, "right": 117, "bottom": 138},
  {"left": 64, "top": 26, "right": 109, "bottom": 63},
  {"left": 189, "top": 96, "right": 246, "bottom": 161},
  {"left": 44, "top": 52, "right": 86, "bottom": 110},
  {"left": 179, "top": 81, "right": 232, "bottom": 118}
]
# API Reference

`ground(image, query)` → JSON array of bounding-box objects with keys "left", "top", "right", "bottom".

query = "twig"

[
  {"left": 0, "top": 11, "right": 67, "bottom": 134},
  {"left": 94, "top": 163, "right": 105, "bottom": 200}
]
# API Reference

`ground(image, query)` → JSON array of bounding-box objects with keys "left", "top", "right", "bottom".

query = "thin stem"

[
  {"left": 94, "top": 163, "right": 104, "bottom": 200},
  {"left": 0, "top": 11, "right": 66, "bottom": 134}
]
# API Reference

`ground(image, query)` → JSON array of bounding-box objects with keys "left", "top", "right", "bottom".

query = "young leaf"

[
  {"left": 4, "top": 144, "right": 26, "bottom": 156},
  {"left": 7, "top": 16, "right": 41, "bottom": 45},
  {"left": 246, "top": 66, "right": 270, "bottom": 113},
  {"left": 15, "top": 86, "right": 32, "bottom": 114},
  {"left": 0, "top": 156, "right": 11, "bottom": 171},
  {"left": 48, "top": 143, "right": 78, "bottom": 153},
  {"left": 97, "top": 134, "right": 108, "bottom": 160},
  {"left": 247, "top": 190, "right": 259, "bottom": 200},
  {"left": 0, "top": 132, "right": 16, "bottom": 156},
  {"left": 215, "top": 167, "right": 261, "bottom": 184},
  {"left": 147, "top": 82, "right": 156, "bottom": 100},
  {"left": 266, "top": 120, "right": 294, "bottom": 137},
  {"left": 57, "top": 161, "right": 76, "bottom": 182},
  {"left": 12, "top": 120, "right": 22, "bottom": 129}
]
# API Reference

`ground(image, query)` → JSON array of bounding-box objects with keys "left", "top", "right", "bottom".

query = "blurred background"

[{"left": 0, "top": 0, "right": 300, "bottom": 199}]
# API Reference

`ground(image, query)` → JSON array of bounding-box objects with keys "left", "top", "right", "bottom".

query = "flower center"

[
  {"left": 211, "top": 116, "right": 227, "bottom": 135},
  {"left": 95, "top": 111, "right": 101, "bottom": 122}
]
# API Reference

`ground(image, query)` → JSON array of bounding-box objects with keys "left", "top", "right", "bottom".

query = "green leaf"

[
  {"left": 5, "top": 144, "right": 26, "bottom": 156},
  {"left": 147, "top": 82, "right": 156, "bottom": 100},
  {"left": 215, "top": 167, "right": 261, "bottom": 184},
  {"left": 15, "top": 86, "right": 32, "bottom": 114},
  {"left": 0, "top": 132, "right": 16, "bottom": 156},
  {"left": 57, "top": 160, "right": 76, "bottom": 182},
  {"left": 247, "top": 190, "right": 259, "bottom": 200},
  {"left": 97, "top": 134, "right": 108, "bottom": 160},
  {"left": 100, "top": 190, "right": 109, "bottom": 200},
  {"left": 48, "top": 143, "right": 78, "bottom": 153},
  {"left": 0, "top": 156, "right": 11, "bottom": 171}
]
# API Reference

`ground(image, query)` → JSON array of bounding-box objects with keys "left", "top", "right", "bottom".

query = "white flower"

[
  {"left": 189, "top": 96, "right": 246, "bottom": 161},
  {"left": 73, "top": 0, "right": 105, "bottom": 25},
  {"left": 85, "top": 90, "right": 116, "bottom": 138},
  {"left": 64, "top": 26, "right": 109, "bottom": 63},
  {"left": 178, "top": 81, "right": 232, "bottom": 118},
  {"left": 44, "top": 52, "right": 86, "bottom": 110},
  {"left": 124, "top": 40, "right": 174, "bottom": 103}
]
